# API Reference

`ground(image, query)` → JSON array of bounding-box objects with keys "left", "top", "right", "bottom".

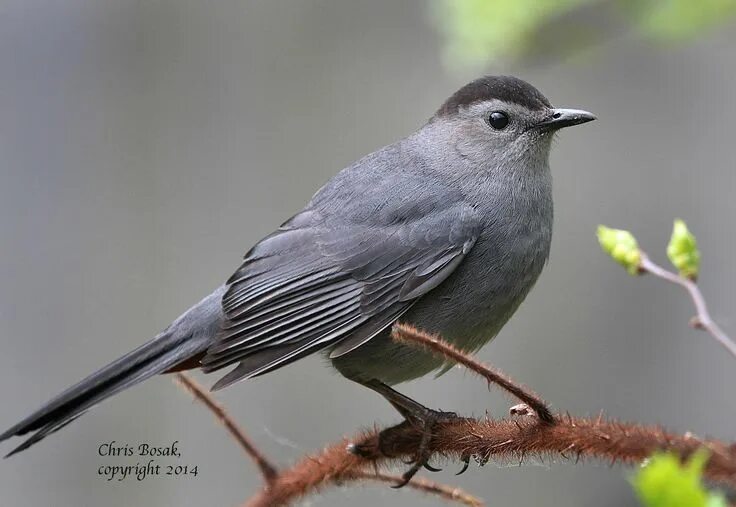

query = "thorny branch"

[
  {"left": 245, "top": 414, "right": 736, "bottom": 507},
  {"left": 173, "top": 372, "right": 478, "bottom": 506},
  {"left": 639, "top": 254, "right": 736, "bottom": 360},
  {"left": 392, "top": 323, "right": 554, "bottom": 424},
  {"left": 173, "top": 327, "right": 736, "bottom": 507}
]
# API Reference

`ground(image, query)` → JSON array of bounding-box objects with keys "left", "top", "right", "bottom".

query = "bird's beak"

[{"left": 535, "top": 108, "right": 596, "bottom": 131}]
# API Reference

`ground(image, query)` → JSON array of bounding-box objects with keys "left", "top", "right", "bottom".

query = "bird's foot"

[
  {"left": 353, "top": 379, "right": 464, "bottom": 487},
  {"left": 391, "top": 406, "right": 457, "bottom": 487}
]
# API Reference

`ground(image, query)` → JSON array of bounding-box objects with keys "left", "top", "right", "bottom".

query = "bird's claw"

[
  {"left": 423, "top": 462, "right": 442, "bottom": 472},
  {"left": 391, "top": 409, "right": 459, "bottom": 488},
  {"left": 456, "top": 454, "right": 471, "bottom": 475}
]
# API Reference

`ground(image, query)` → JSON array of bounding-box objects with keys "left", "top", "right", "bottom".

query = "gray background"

[{"left": 1, "top": 1, "right": 734, "bottom": 506}]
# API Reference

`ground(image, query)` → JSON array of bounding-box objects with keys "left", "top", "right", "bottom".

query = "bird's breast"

[
  {"left": 331, "top": 165, "right": 554, "bottom": 385},
  {"left": 413, "top": 213, "right": 551, "bottom": 342}
]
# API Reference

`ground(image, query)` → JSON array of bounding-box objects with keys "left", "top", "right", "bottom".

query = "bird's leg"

[{"left": 351, "top": 379, "right": 461, "bottom": 487}]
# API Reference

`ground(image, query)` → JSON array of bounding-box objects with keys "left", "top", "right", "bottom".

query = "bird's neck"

[{"left": 405, "top": 125, "right": 554, "bottom": 223}]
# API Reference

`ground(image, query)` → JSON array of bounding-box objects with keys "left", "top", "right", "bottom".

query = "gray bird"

[{"left": 1, "top": 76, "right": 595, "bottom": 480}]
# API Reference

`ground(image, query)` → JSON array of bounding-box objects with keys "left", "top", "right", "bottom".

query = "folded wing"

[{"left": 202, "top": 205, "right": 480, "bottom": 390}]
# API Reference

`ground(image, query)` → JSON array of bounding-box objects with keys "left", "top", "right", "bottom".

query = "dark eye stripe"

[{"left": 488, "top": 111, "right": 509, "bottom": 130}]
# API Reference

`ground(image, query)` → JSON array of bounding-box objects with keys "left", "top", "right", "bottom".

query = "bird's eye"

[{"left": 488, "top": 111, "right": 509, "bottom": 130}]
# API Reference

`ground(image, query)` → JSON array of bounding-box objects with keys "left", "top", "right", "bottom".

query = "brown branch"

[
  {"left": 173, "top": 333, "right": 735, "bottom": 506},
  {"left": 241, "top": 431, "right": 483, "bottom": 507},
  {"left": 241, "top": 435, "right": 483, "bottom": 507},
  {"left": 175, "top": 371, "right": 479, "bottom": 505},
  {"left": 392, "top": 322, "right": 554, "bottom": 424},
  {"left": 242, "top": 331, "right": 736, "bottom": 506},
  {"left": 640, "top": 255, "right": 736, "bottom": 359},
  {"left": 352, "top": 471, "right": 484, "bottom": 506},
  {"left": 173, "top": 372, "right": 279, "bottom": 485},
  {"left": 245, "top": 412, "right": 736, "bottom": 507}
]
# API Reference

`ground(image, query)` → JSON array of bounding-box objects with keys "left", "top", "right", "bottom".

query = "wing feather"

[{"left": 203, "top": 202, "right": 481, "bottom": 389}]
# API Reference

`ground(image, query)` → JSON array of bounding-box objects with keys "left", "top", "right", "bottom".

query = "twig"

[
  {"left": 640, "top": 255, "right": 736, "bottom": 359},
  {"left": 352, "top": 471, "right": 484, "bottom": 506},
  {"left": 244, "top": 412, "right": 736, "bottom": 507},
  {"left": 392, "top": 323, "right": 555, "bottom": 424},
  {"left": 173, "top": 372, "right": 279, "bottom": 485}
]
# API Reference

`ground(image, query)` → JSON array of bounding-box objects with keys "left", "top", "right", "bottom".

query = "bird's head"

[{"left": 429, "top": 75, "right": 595, "bottom": 168}]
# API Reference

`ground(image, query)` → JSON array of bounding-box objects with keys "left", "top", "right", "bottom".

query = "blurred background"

[{"left": 1, "top": 1, "right": 735, "bottom": 505}]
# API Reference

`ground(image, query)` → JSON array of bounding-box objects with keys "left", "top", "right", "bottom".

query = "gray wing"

[{"left": 201, "top": 205, "right": 480, "bottom": 390}]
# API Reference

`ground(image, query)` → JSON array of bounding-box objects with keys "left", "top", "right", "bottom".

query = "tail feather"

[
  {"left": 1, "top": 330, "right": 207, "bottom": 457},
  {"left": 1, "top": 286, "right": 225, "bottom": 456}
]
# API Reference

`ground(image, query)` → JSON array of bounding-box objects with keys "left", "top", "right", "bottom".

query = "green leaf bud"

[
  {"left": 667, "top": 219, "right": 700, "bottom": 280},
  {"left": 597, "top": 225, "right": 642, "bottom": 275}
]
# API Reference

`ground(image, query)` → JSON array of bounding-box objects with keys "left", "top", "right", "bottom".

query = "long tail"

[{"left": 0, "top": 286, "right": 225, "bottom": 457}]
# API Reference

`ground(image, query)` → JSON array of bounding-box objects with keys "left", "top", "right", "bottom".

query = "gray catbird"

[{"left": 1, "top": 76, "right": 595, "bottom": 477}]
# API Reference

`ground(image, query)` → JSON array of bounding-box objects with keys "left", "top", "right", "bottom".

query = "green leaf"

[{"left": 632, "top": 451, "right": 727, "bottom": 507}]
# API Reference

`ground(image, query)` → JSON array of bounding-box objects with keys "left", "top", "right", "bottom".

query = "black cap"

[{"left": 435, "top": 76, "right": 552, "bottom": 118}]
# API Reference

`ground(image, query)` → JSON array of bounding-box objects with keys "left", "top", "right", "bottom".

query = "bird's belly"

[{"left": 330, "top": 237, "right": 548, "bottom": 385}]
